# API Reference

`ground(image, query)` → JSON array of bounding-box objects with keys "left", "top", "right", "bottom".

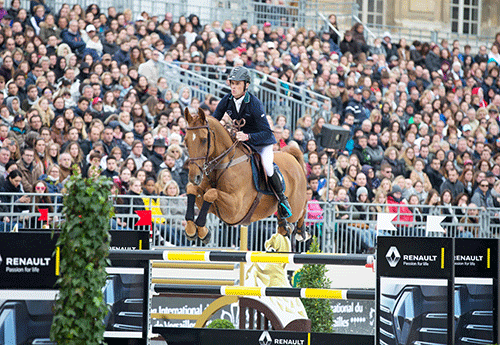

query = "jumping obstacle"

[
  {"left": 153, "top": 284, "right": 375, "bottom": 300},
  {"left": 109, "top": 249, "right": 374, "bottom": 267},
  {"left": 108, "top": 247, "right": 376, "bottom": 338},
  {"left": 151, "top": 278, "right": 236, "bottom": 286},
  {"left": 151, "top": 262, "right": 235, "bottom": 270}
]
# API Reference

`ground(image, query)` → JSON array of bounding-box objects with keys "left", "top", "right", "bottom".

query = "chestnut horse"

[{"left": 183, "top": 108, "right": 310, "bottom": 244}]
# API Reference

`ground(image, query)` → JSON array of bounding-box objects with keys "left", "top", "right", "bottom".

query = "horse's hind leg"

[
  {"left": 277, "top": 217, "right": 293, "bottom": 237},
  {"left": 293, "top": 215, "right": 312, "bottom": 243}
]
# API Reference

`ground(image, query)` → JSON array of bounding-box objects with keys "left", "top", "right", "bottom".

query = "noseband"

[{"left": 186, "top": 122, "right": 239, "bottom": 177}]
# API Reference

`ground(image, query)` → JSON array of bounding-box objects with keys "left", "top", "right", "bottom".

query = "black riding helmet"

[{"left": 228, "top": 66, "right": 251, "bottom": 83}]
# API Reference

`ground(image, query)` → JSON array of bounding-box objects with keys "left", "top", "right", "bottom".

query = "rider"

[{"left": 212, "top": 66, "right": 292, "bottom": 219}]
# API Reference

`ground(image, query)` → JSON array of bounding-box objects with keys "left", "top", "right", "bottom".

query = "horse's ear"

[
  {"left": 184, "top": 107, "right": 193, "bottom": 124},
  {"left": 198, "top": 107, "right": 206, "bottom": 123}
]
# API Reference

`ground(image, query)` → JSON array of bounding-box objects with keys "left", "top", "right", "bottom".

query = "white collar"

[{"left": 233, "top": 94, "right": 244, "bottom": 112}]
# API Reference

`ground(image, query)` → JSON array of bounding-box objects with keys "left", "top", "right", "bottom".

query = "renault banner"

[
  {"left": 455, "top": 238, "right": 499, "bottom": 345},
  {"left": 377, "top": 236, "right": 455, "bottom": 345},
  {"left": 0, "top": 232, "right": 58, "bottom": 289},
  {"left": 0, "top": 231, "right": 150, "bottom": 345}
]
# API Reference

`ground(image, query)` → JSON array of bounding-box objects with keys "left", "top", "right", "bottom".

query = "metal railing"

[
  {"left": 321, "top": 202, "right": 498, "bottom": 254},
  {"left": 351, "top": 15, "right": 376, "bottom": 40},
  {"left": 34, "top": 0, "right": 356, "bottom": 32},
  {"left": 1, "top": 192, "right": 498, "bottom": 254},
  {"left": 317, "top": 12, "right": 343, "bottom": 41},
  {"left": 159, "top": 61, "right": 227, "bottom": 105},
  {"left": 360, "top": 23, "right": 494, "bottom": 51},
  {"left": 160, "top": 61, "right": 330, "bottom": 131}
]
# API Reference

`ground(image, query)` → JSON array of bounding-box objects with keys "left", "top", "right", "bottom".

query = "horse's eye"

[{"left": 201, "top": 138, "right": 207, "bottom": 144}]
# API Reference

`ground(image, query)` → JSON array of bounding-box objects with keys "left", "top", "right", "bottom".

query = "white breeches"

[{"left": 255, "top": 144, "right": 274, "bottom": 176}]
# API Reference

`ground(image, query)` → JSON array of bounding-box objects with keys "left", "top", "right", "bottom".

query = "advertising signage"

[
  {"left": 377, "top": 236, "right": 455, "bottom": 345},
  {"left": 0, "top": 231, "right": 151, "bottom": 344},
  {"left": 0, "top": 231, "right": 150, "bottom": 290},
  {"left": 153, "top": 327, "right": 374, "bottom": 345},
  {"left": 455, "top": 238, "right": 499, "bottom": 345},
  {"left": 0, "top": 232, "right": 58, "bottom": 289},
  {"left": 377, "top": 236, "right": 454, "bottom": 278}
]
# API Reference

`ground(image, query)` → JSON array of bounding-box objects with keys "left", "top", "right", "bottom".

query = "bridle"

[{"left": 186, "top": 121, "right": 239, "bottom": 177}]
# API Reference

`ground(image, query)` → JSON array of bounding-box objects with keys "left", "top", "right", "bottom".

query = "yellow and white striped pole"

[
  {"left": 109, "top": 249, "right": 374, "bottom": 267},
  {"left": 153, "top": 284, "right": 375, "bottom": 300}
]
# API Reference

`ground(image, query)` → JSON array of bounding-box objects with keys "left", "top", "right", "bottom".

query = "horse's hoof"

[
  {"left": 201, "top": 232, "right": 211, "bottom": 245},
  {"left": 295, "top": 230, "right": 312, "bottom": 242},
  {"left": 185, "top": 221, "right": 198, "bottom": 241},
  {"left": 185, "top": 232, "right": 198, "bottom": 241},
  {"left": 198, "top": 228, "right": 211, "bottom": 245}
]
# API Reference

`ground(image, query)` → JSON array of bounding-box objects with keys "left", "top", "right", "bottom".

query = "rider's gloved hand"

[{"left": 235, "top": 131, "right": 250, "bottom": 141}]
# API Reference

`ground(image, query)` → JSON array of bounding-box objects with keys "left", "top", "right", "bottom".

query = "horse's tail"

[{"left": 281, "top": 145, "right": 306, "bottom": 176}]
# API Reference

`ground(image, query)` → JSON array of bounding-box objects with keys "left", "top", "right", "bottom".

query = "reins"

[{"left": 186, "top": 121, "right": 241, "bottom": 177}]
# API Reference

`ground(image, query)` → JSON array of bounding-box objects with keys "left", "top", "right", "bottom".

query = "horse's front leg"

[
  {"left": 185, "top": 183, "right": 204, "bottom": 241},
  {"left": 194, "top": 188, "right": 218, "bottom": 244}
]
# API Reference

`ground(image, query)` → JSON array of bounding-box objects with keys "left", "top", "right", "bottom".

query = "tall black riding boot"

[{"left": 269, "top": 171, "right": 292, "bottom": 219}]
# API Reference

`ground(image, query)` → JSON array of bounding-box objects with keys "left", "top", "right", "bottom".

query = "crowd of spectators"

[{"left": 0, "top": 1, "right": 498, "bottom": 241}]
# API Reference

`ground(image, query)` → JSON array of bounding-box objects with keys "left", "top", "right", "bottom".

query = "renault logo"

[
  {"left": 259, "top": 331, "right": 272, "bottom": 345},
  {"left": 386, "top": 246, "right": 401, "bottom": 267}
]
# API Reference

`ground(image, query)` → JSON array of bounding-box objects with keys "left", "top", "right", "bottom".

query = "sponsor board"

[
  {"left": 378, "top": 236, "right": 454, "bottom": 278},
  {"left": 0, "top": 232, "right": 58, "bottom": 289},
  {"left": 331, "top": 300, "right": 375, "bottom": 335},
  {"left": 109, "top": 230, "right": 150, "bottom": 268},
  {"left": 153, "top": 327, "right": 374, "bottom": 345},
  {"left": 0, "top": 231, "right": 150, "bottom": 289},
  {"left": 455, "top": 238, "right": 499, "bottom": 344},
  {"left": 0, "top": 231, "right": 150, "bottom": 344},
  {"left": 455, "top": 238, "right": 498, "bottom": 276},
  {"left": 151, "top": 296, "right": 238, "bottom": 328},
  {"left": 377, "top": 236, "right": 455, "bottom": 345}
]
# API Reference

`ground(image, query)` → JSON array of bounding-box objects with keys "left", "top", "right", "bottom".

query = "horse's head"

[{"left": 184, "top": 107, "right": 213, "bottom": 185}]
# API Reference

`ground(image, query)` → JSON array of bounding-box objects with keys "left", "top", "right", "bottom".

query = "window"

[
  {"left": 451, "top": 0, "right": 480, "bottom": 35},
  {"left": 356, "top": 0, "right": 384, "bottom": 26}
]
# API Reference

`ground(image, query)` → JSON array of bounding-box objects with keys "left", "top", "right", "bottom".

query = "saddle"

[
  {"left": 250, "top": 152, "right": 285, "bottom": 195},
  {"left": 228, "top": 119, "right": 283, "bottom": 194}
]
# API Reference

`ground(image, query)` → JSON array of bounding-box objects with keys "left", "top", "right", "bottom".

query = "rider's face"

[{"left": 230, "top": 80, "right": 245, "bottom": 98}]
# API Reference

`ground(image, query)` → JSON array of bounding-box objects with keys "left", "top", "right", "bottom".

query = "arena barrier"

[
  {"left": 153, "top": 284, "right": 375, "bottom": 300},
  {"left": 5, "top": 231, "right": 499, "bottom": 345},
  {"left": 0, "top": 231, "right": 151, "bottom": 345},
  {"left": 108, "top": 249, "right": 375, "bottom": 267}
]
